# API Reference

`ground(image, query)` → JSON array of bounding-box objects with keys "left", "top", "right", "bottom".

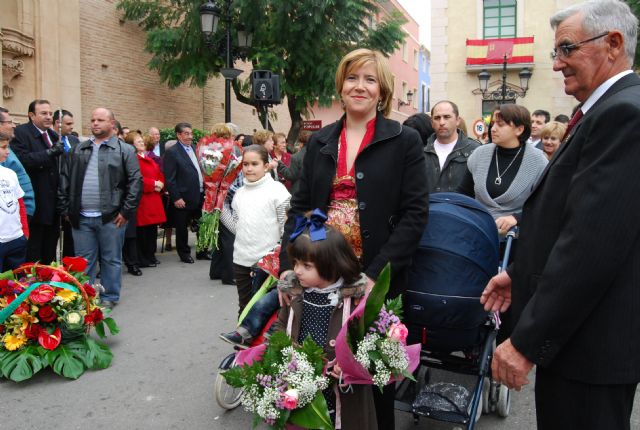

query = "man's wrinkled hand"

[{"left": 491, "top": 339, "right": 533, "bottom": 391}]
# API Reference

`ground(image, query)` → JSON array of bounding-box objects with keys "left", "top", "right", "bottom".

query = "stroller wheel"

[
  {"left": 214, "top": 355, "right": 244, "bottom": 410},
  {"left": 496, "top": 384, "right": 511, "bottom": 417}
]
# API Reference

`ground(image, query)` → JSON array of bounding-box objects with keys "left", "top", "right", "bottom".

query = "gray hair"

[{"left": 550, "top": 0, "right": 638, "bottom": 65}]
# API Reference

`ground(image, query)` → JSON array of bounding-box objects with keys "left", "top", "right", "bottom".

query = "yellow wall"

[{"left": 432, "top": 0, "right": 582, "bottom": 132}]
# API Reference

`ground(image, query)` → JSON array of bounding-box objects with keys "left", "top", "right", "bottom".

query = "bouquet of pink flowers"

[
  {"left": 223, "top": 331, "right": 334, "bottom": 429},
  {"left": 196, "top": 135, "right": 243, "bottom": 251},
  {"left": 335, "top": 264, "right": 420, "bottom": 390}
]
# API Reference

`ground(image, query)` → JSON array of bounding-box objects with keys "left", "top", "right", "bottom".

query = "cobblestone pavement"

[{"left": 2, "top": 243, "right": 638, "bottom": 429}]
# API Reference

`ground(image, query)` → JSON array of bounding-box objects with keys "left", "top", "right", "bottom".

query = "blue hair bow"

[{"left": 289, "top": 209, "right": 328, "bottom": 242}]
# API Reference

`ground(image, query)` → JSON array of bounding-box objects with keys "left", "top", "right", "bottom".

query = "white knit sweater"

[{"left": 231, "top": 175, "right": 291, "bottom": 267}]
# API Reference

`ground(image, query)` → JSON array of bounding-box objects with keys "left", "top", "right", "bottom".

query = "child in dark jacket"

[{"left": 275, "top": 212, "right": 378, "bottom": 430}]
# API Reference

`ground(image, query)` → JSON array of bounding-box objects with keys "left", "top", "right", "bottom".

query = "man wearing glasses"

[{"left": 482, "top": 1, "right": 640, "bottom": 429}]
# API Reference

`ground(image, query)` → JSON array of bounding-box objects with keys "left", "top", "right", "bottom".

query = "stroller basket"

[{"left": 405, "top": 193, "right": 499, "bottom": 352}]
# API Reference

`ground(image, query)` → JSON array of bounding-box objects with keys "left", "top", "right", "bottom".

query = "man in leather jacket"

[
  {"left": 424, "top": 100, "right": 480, "bottom": 193},
  {"left": 58, "top": 107, "right": 141, "bottom": 308}
]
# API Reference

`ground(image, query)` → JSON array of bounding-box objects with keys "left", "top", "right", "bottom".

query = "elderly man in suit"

[
  {"left": 163, "top": 122, "right": 203, "bottom": 264},
  {"left": 10, "top": 99, "right": 65, "bottom": 263},
  {"left": 481, "top": 2, "right": 640, "bottom": 429}
]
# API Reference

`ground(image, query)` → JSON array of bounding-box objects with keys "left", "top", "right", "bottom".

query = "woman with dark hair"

[
  {"left": 403, "top": 113, "right": 434, "bottom": 146},
  {"left": 458, "top": 104, "right": 548, "bottom": 234},
  {"left": 278, "top": 48, "right": 430, "bottom": 429}
]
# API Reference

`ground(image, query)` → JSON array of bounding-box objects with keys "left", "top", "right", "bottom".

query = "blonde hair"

[
  {"left": 335, "top": 48, "right": 394, "bottom": 117},
  {"left": 143, "top": 134, "right": 155, "bottom": 151},
  {"left": 253, "top": 129, "right": 274, "bottom": 146},
  {"left": 540, "top": 121, "right": 567, "bottom": 140},
  {"left": 211, "top": 122, "right": 232, "bottom": 139}
]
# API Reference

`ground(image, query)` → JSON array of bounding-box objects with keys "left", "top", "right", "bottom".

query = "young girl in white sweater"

[{"left": 226, "top": 144, "right": 290, "bottom": 315}]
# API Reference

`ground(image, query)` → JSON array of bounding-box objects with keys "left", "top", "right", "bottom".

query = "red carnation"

[
  {"left": 29, "top": 285, "right": 55, "bottom": 304},
  {"left": 38, "top": 327, "right": 62, "bottom": 350},
  {"left": 24, "top": 323, "right": 43, "bottom": 340},
  {"left": 35, "top": 266, "right": 54, "bottom": 280},
  {"left": 84, "top": 307, "right": 104, "bottom": 325},
  {"left": 62, "top": 256, "right": 88, "bottom": 273},
  {"left": 38, "top": 305, "right": 57, "bottom": 323},
  {"left": 83, "top": 283, "right": 97, "bottom": 297},
  {"left": 14, "top": 302, "right": 30, "bottom": 315}
]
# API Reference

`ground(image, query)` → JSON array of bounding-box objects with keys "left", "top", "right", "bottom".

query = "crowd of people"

[{"left": 1, "top": 1, "right": 639, "bottom": 428}]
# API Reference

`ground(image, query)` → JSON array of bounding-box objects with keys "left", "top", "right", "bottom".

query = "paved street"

[{"left": 2, "top": 239, "right": 639, "bottom": 429}]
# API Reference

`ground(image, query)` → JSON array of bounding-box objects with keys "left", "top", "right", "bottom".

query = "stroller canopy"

[{"left": 418, "top": 192, "right": 499, "bottom": 279}]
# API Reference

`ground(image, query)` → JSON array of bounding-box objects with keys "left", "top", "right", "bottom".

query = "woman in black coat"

[{"left": 279, "top": 48, "right": 430, "bottom": 430}]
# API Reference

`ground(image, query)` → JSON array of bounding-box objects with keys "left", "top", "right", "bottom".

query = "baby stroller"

[{"left": 395, "top": 193, "right": 514, "bottom": 429}]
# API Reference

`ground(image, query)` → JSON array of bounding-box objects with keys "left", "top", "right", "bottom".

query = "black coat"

[
  {"left": 280, "top": 113, "right": 430, "bottom": 297},
  {"left": 10, "top": 123, "right": 61, "bottom": 225},
  {"left": 163, "top": 142, "right": 202, "bottom": 210},
  {"left": 509, "top": 72, "right": 640, "bottom": 384}
]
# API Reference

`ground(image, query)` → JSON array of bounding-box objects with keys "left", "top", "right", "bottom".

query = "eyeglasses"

[
  {"left": 0, "top": 120, "right": 14, "bottom": 124},
  {"left": 550, "top": 31, "right": 609, "bottom": 60}
]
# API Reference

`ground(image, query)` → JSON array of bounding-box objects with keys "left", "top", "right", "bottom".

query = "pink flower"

[
  {"left": 388, "top": 323, "right": 408, "bottom": 344},
  {"left": 282, "top": 389, "right": 299, "bottom": 410}
]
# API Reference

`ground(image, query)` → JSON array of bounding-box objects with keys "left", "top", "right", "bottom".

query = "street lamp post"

[
  {"left": 200, "top": 0, "right": 251, "bottom": 123},
  {"left": 475, "top": 54, "right": 532, "bottom": 103},
  {"left": 398, "top": 90, "right": 414, "bottom": 110}
]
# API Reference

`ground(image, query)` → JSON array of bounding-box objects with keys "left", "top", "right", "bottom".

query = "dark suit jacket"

[
  {"left": 510, "top": 72, "right": 640, "bottom": 384},
  {"left": 163, "top": 142, "right": 202, "bottom": 210},
  {"left": 10, "top": 123, "right": 60, "bottom": 224}
]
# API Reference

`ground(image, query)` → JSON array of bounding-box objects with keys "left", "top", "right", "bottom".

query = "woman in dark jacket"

[{"left": 279, "top": 48, "right": 430, "bottom": 430}]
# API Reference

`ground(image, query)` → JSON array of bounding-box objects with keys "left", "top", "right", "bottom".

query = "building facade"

[
  {"left": 1, "top": 0, "right": 291, "bottom": 135},
  {"left": 418, "top": 46, "right": 431, "bottom": 113},
  {"left": 430, "top": 0, "right": 582, "bottom": 136}
]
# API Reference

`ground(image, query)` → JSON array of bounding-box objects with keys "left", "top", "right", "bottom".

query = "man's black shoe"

[
  {"left": 196, "top": 251, "right": 211, "bottom": 260},
  {"left": 127, "top": 265, "right": 143, "bottom": 276},
  {"left": 180, "top": 256, "right": 195, "bottom": 264},
  {"left": 139, "top": 262, "right": 157, "bottom": 268},
  {"left": 219, "top": 331, "right": 251, "bottom": 349}
]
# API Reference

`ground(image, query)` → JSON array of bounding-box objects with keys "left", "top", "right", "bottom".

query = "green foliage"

[
  {"left": 0, "top": 345, "right": 47, "bottom": 382},
  {"left": 289, "top": 392, "right": 334, "bottom": 430},
  {"left": 117, "top": 0, "right": 407, "bottom": 139},
  {"left": 44, "top": 337, "right": 114, "bottom": 380},
  {"left": 159, "top": 127, "right": 207, "bottom": 144},
  {"left": 1, "top": 332, "right": 116, "bottom": 382},
  {"left": 363, "top": 263, "right": 391, "bottom": 331},
  {"left": 623, "top": 0, "right": 640, "bottom": 68},
  {"left": 0, "top": 270, "right": 15, "bottom": 281}
]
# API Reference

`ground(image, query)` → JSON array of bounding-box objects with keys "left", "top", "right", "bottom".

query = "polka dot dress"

[{"left": 298, "top": 290, "right": 337, "bottom": 421}]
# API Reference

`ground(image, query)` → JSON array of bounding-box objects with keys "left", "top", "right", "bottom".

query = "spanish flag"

[{"left": 466, "top": 37, "right": 534, "bottom": 65}]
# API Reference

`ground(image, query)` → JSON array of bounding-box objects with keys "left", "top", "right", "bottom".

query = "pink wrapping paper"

[
  {"left": 235, "top": 343, "right": 267, "bottom": 367},
  {"left": 334, "top": 295, "right": 421, "bottom": 385}
]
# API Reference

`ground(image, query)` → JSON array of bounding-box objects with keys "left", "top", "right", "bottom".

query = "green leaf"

[
  {"left": 84, "top": 337, "right": 113, "bottom": 369},
  {"left": 0, "top": 345, "right": 47, "bottom": 382},
  {"left": 401, "top": 369, "right": 416, "bottom": 382},
  {"left": 103, "top": 317, "right": 120, "bottom": 336},
  {"left": 368, "top": 350, "right": 383, "bottom": 362},
  {"left": 0, "top": 269, "right": 16, "bottom": 280},
  {"left": 46, "top": 344, "right": 86, "bottom": 379},
  {"left": 289, "top": 392, "right": 335, "bottom": 430},
  {"left": 363, "top": 263, "right": 392, "bottom": 330},
  {"left": 94, "top": 321, "right": 106, "bottom": 339},
  {"left": 385, "top": 295, "right": 404, "bottom": 320}
]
